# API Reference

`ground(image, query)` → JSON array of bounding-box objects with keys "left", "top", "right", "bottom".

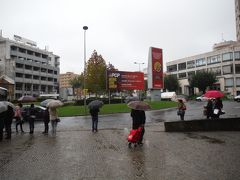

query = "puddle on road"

[{"left": 185, "top": 133, "right": 225, "bottom": 144}]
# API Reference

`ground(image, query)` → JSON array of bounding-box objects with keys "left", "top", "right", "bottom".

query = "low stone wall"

[{"left": 164, "top": 118, "right": 240, "bottom": 132}]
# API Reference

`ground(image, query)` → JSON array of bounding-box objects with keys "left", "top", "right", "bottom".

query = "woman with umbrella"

[
  {"left": 213, "top": 97, "right": 223, "bottom": 119},
  {"left": 47, "top": 100, "right": 63, "bottom": 136},
  {"left": 128, "top": 101, "right": 150, "bottom": 145}
]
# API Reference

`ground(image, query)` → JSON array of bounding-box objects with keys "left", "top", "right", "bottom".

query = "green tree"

[
  {"left": 189, "top": 71, "right": 217, "bottom": 93},
  {"left": 107, "top": 62, "right": 118, "bottom": 71},
  {"left": 164, "top": 74, "right": 180, "bottom": 92},
  {"left": 86, "top": 50, "right": 107, "bottom": 95}
]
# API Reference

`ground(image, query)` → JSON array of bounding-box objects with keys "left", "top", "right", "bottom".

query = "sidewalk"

[{"left": 0, "top": 116, "right": 240, "bottom": 180}]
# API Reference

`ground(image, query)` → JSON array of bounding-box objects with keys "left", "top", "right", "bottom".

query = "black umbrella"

[{"left": 88, "top": 100, "right": 104, "bottom": 109}]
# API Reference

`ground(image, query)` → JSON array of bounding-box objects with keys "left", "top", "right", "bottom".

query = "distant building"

[
  {"left": 59, "top": 72, "right": 79, "bottom": 88},
  {"left": 59, "top": 72, "right": 81, "bottom": 100},
  {"left": 166, "top": 41, "right": 240, "bottom": 96},
  {"left": 0, "top": 34, "right": 60, "bottom": 100}
]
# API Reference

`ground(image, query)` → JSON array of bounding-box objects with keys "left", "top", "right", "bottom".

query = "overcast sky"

[{"left": 0, "top": 0, "right": 236, "bottom": 74}]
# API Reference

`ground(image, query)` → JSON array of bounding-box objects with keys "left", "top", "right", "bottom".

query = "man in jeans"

[
  {"left": 90, "top": 108, "right": 99, "bottom": 132},
  {"left": 28, "top": 104, "right": 36, "bottom": 134}
]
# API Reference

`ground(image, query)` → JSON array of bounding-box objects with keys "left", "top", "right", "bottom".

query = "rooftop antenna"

[{"left": 221, "top": 33, "right": 225, "bottom": 42}]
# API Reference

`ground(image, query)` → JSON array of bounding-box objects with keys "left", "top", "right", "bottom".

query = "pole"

[
  {"left": 83, "top": 26, "right": 88, "bottom": 115},
  {"left": 134, "top": 61, "right": 144, "bottom": 100}
]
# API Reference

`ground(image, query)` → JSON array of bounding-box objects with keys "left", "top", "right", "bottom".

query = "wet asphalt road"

[{"left": 0, "top": 101, "right": 240, "bottom": 180}]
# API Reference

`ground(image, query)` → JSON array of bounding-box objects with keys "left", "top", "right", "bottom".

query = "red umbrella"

[{"left": 203, "top": 90, "right": 224, "bottom": 98}]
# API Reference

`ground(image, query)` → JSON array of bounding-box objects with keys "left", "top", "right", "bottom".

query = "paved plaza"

[{"left": 0, "top": 101, "right": 240, "bottom": 179}]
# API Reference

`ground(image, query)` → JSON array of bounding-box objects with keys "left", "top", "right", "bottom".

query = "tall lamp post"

[
  {"left": 83, "top": 26, "right": 88, "bottom": 115},
  {"left": 134, "top": 62, "right": 144, "bottom": 72},
  {"left": 134, "top": 61, "right": 145, "bottom": 100}
]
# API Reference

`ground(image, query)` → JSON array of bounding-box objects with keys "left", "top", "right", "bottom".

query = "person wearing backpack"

[{"left": 177, "top": 99, "right": 186, "bottom": 120}]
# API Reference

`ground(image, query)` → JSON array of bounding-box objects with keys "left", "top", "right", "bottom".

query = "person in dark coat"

[
  {"left": 4, "top": 105, "right": 14, "bottom": 139},
  {"left": 42, "top": 107, "right": 50, "bottom": 134},
  {"left": 130, "top": 109, "right": 146, "bottom": 144},
  {"left": 213, "top": 98, "right": 223, "bottom": 119},
  {"left": 28, "top": 104, "right": 36, "bottom": 134},
  {"left": 206, "top": 99, "right": 213, "bottom": 119},
  {"left": 0, "top": 111, "right": 5, "bottom": 141},
  {"left": 90, "top": 108, "right": 99, "bottom": 132}
]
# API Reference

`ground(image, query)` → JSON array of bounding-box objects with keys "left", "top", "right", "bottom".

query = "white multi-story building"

[
  {"left": 166, "top": 41, "right": 240, "bottom": 96},
  {"left": 0, "top": 34, "right": 60, "bottom": 99}
]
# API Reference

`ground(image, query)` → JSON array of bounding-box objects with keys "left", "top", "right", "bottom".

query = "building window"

[
  {"left": 207, "top": 55, "right": 221, "bottom": 64},
  {"left": 16, "top": 83, "right": 22, "bottom": 90},
  {"left": 187, "top": 71, "right": 195, "bottom": 79},
  {"left": 235, "top": 51, "right": 240, "bottom": 60},
  {"left": 235, "top": 64, "right": 240, "bottom": 74},
  {"left": 16, "top": 63, "right": 24, "bottom": 68},
  {"left": 224, "top": 78, "right": 233, "bottom": 87},
  {"left": 19, "top": 48, "right": 26, "bottom": 53},
  {"left": 167, "top": 64, "right": 177, "bottom": 72},
  {"left": 33, "top": 84, "right": 39, "bottom": 91},
  {"left": 16, "top": 73, "right": 23, "bottom": 78},
  {"left": 25, "top": 74, "right": 32, "bottom": 79},
  {"left": 222, "top": 52, "right": 233, "bottom": 61},
  {"left": 25, "top": 84, "right": 31, "bottom": 91},
  {"left": 11, "top": 46, "right": 17, "bottom": 51},
  {"left": 41, "top": 76, "right": 47, "bottom": 81},
  {"left": 178, "top": 72, "right": 187, "bottom": 79},
  {"left": 25, "top": 65, "right": 32, "bottom": 70},
  {"left": 208, "top": 66, "right": 221, "bottom": 76},
  {"left": 236, "top": 78, "right": 240, "bottom": 87},
  {"left": 196, "top": 58, "right": 206, "bottom": 67},
  {"left": 178, "top": 62, "right": 186, "bottom": 71},
  {"left": 27, "top": 50, "right": 33, "bottom": 55},
  {"left": 222, "top": 65, "right": 233, "bottom": 74},
  {"left": 187, "top": 60, "right": 195, "bottom": 69}
]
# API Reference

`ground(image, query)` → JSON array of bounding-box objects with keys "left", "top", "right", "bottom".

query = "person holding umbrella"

[
  {"left": 89, "top": 108, "right": 99, "bottom": 133},
  {"left": 88, "top": 100, "right": 103, "bottom": 133},
  {"left": 49, "top": 107, "right": 59, "bottom": 136},
  {"left": 213, "top": 97, "right": 223, "bottom": 119},
  {"left": 28, "top": 104, "right": 37, "bottom": 134},
  {"left": 47, "top": 100, "right": 63, "bottom": 136},
  {"left": 127, "top": 101, "right": 150, "bottom": 145}
]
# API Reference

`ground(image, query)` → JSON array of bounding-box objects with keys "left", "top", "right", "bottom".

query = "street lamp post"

[
  {"left": 134, "top": 62, "right": 145, "bottom": 72},
  {"left": 134, "top": 61, "right": 145, "bottom": 100},
  {"left": 83, "top": 26, "right": 88, "bottom": 115}
]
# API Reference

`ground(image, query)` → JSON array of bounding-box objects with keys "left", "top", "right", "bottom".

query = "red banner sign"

[
  {"left": 107, "top": 71, "right": 144, "bottom": 90},
  {"left": 151, "top": 48, "right": 163, "bottom": 89}
]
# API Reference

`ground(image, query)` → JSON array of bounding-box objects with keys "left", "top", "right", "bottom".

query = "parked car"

[
  {"left": 234, "top": 95, "right": 240, "bottom": 102},
  {"left": 21, "top": 105, "right": 47, "bottom": 121},
  {"left": 196, "top": 95, "right": 209, "bottom": 101}
]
